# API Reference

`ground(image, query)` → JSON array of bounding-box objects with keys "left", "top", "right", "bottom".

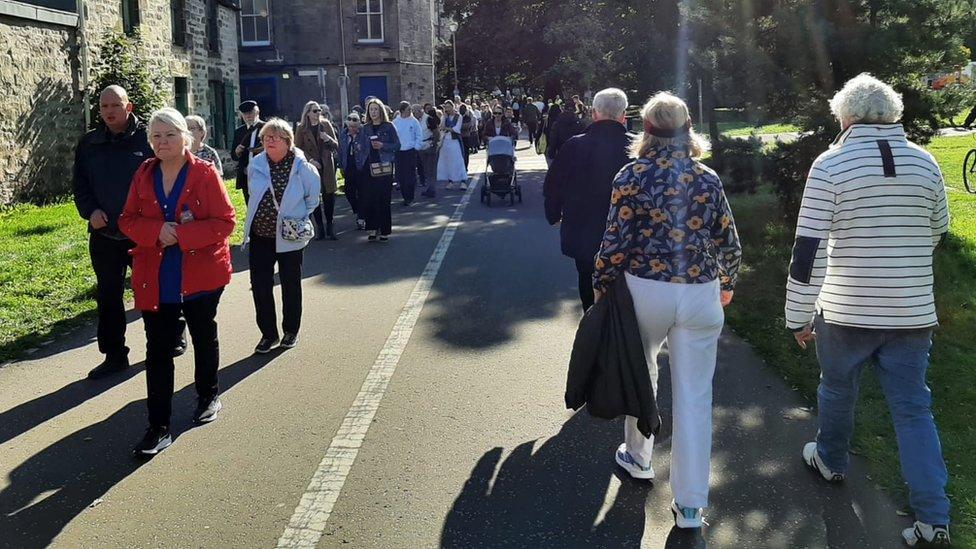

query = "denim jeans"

[{"left": 813, "top": 315, "right": 950, "bottom": 525}]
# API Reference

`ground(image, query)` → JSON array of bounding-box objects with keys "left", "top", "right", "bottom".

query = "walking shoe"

[
  {"left": 133, "top": 425, "right": 172, "bottom": 456},
  {"left": 280, "top": 332, "right": 299, "bottom": 349},
  {"left": 803, "top": 442, "right": 845, "bottom": 482},
  {"left": 446, "top": 182, "right": 456, "bottom": 190},
  {"left": 367, "top": 230, "right": 378, "bottom": 242},
  {"left": 172, "top": 334, "right": 187, "bottom": 357},
  {"left": 254, "top": 336, "right": 279, "bottom": 354},
  {"left": 614, "top": 443, "right": 655, "bottom": 480},
  {"left": 193, "top": 396, "right": 222, "bottom": 424},
  {"left": 460, "top": 181, "right": 469, "bottom": 191},
  {"left": 378, "top": 235, "right": 389, "bottom": 242},
  {"left": 902, "top": 522, "right": 950, "bottom": 547},
  {"left": 356, "top": 219, "right": 366, "bottom": 230},
  {"left": 87, "top": 354, "right": 129, "bottom": 380},
  {"left": 671, "top": 500, "right": 704, "bottom": 529}
]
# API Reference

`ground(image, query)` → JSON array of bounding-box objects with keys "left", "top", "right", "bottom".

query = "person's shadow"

[
  {"left": 440, "top": 411, "right": 654, "bottom": 548},
  {"left": 0, "top": 352, "right": 280, "bottom": 548}
]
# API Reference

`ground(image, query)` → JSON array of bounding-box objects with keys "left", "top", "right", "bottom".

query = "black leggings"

[{"left": 312, "top": 193, "right": 336, "bottom": 233}]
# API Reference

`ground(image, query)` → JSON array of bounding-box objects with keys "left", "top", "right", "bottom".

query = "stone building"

[
  {"left": 0, "top": 0, "right": 241, "bottom": 204},
  {"left": 238, "top": 0, "right": 451, "bottom": 121}
]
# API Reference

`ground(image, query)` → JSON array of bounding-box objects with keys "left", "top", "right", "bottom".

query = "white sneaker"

[
  {"left": 446, "top": 182, "right": 456, "bottom": 190},
  {"left": 802, "top": 442, "right": 846, "bottom": 482},
  {"left": 902, "top": 521, "right": 950, "bottom": 546},
  {"left": 671, "top": 500, "right": 704, "bottom": 529},
  {"left": 460, "top": 181, "right": 469, "bottom": 190},
  {"left": 614, "top": 443, "right": 654, "bottom": 480}
]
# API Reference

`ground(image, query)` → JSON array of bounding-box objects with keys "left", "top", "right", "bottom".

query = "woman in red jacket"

[{"left": 119, "top": 107, "right": 236, "bottom": 456}]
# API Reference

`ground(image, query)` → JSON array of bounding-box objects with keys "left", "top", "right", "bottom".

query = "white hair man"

[
  {"left": 543, "top": 87, "right": 632, "bottom": 311},
  {"left": 786, "top": 73, "right": 951, "bottom": 547}
]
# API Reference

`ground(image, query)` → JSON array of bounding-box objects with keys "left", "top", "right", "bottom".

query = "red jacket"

[{"left": 119, "top": 150, "right": 236, "bottom": 312}]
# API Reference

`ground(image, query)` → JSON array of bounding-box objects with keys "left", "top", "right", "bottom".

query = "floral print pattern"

[{"left": 593, "top": 145, "right": 742, "bottom": 293}]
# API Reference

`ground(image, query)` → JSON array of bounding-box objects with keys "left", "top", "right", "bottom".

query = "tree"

[{"left": 88, "top": 29, "right": 167, "bottom": 128}]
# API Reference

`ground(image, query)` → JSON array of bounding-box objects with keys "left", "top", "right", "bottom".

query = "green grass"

[
  {"left": 0, "top": 180, "right": 247, "bottom": 363},
  {"left": 725, "top": 136, "right": 976, "bottom": 546},
  {"left": 718, "top": 121, "right": 800, "bottom": 137}
]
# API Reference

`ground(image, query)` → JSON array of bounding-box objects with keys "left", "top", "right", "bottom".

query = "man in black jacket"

[
  {"left": 73, "top": 86, "right": 156, "bottom": 379},
  {"left": 230, "top": 100, "right": 264, "bottom": 203},
  {"left": 544, "top": 88, "right": 633, "bottom": 311}
]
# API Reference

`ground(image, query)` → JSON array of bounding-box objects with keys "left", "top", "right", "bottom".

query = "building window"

[
  {"left": 174, "top": 77, "right": 189, "bottom": 115},
  {"left": 240, "top": 0, "right": 271, "bottom": 46},
  {"left": 207, "top": 0, "right": 220, "bottom": 53},
  {"left": 207, "top": 80, "right": 230, "bottom": 148},
  {"left": 356, "top": 0, "right": 383, "bottom": 43},
  {"left": 122, "top": 0, "right": 140, "bottom": 35},
  {"left": 171, "top": 0, "right": 187, "bottom": 46}
]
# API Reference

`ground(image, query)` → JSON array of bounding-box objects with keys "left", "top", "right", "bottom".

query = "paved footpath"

[{"left": 0, "top": 143, "right": 909, "bottom": 548}]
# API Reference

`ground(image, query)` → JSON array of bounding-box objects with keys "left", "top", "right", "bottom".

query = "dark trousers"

[
  {"left": 362, "top": 174, "right": 394, "bottom": 235},
  {"left": 143, "top": 289, "right": 222, "bottom": 428},
  {"left": 312, "top": 192, "right": 337, "bottom": 235},
  {"left": 396, "top": 149, "right": 418, "bottom": 202},
  {"left": 342, "top": 165, "right": 363, "bottom": 220},
  {"left": 462, "top": 140, "right": 470, "bottom": 169},
  {"left": 420, "top": 148, "right": 438, "bottom": 194},
  {"left": 575, "top": 258, "right": 595, "bottom": 312},
  {"left": 89, "top": 233, "right": 134, "bottom": 359},
  {"left": 525, "top": 121, "right": 539, "bottom": 144},
  {"left": 248, "top": 236, "right": 304, "bottom": 339},
  {"left": 416, "top": 149, "right": 426, "bottom": 186}
]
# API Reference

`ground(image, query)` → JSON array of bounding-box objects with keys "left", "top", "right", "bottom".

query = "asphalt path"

[{"left": 0, "top": 143, "right": 907, "bottom": 548}]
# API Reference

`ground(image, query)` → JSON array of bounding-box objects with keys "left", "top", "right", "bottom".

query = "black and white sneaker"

[
  {"left": 194, "top": 396, "right": 222, "bottom": 424},
  {"left": 356, "top": 219, "right": 366, "bottom": 230},
  {"left": 254, "top": 337, "right": 279, "bottom": 354},
  {"left": 803, "top": 442, "right": 845, "bottom": 482},
  {"left": 280, "top": 333, "right": 299, "bottom": 349},
  {"left": 133, "top": 426, "right": 172, "bottom": 456},
  {"left": 902, "top": 521, "right": 950, "bottom": 547}
]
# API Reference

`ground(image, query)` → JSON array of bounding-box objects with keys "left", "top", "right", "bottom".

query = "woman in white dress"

[{"left": 436, "top": 100, "right": 469, "bottom": 190}]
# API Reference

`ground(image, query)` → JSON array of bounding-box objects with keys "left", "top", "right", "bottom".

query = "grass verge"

[{"left": 725, "top": 135, "right": 976, "bottom": 545}]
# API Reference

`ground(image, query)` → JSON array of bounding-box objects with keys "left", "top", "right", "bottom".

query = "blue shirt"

[{"left": 154, "top": 164, "right": 189, "bottom": 304}]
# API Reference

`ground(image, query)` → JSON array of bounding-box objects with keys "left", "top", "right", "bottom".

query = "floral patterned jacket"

[{"left": 592, "top": 145, "right": 742, "bottom": 294}]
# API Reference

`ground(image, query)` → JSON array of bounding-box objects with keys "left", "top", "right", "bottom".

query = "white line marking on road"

[{"left": 277, "top": 177, "right": 482, "bottom": 549}]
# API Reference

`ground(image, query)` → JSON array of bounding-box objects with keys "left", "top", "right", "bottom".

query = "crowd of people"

[{"left": 72, "top": 72, "right": 951, "bottom": 546}]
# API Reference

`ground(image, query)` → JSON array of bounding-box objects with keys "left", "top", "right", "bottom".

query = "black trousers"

[
  {"left": 396, "top": 149, "right": 418, "bottom": 202},
  {"left": 415, "top": 148, "right": 426, "bottom": 186},
  {"left": 89, "top": 233, "right": 134, "bottom": 359},
  {"left": 342, "top": 165, "right": 363, "bottom": 219},
  {"left": 248, "top": 236, "right": 304, "bottom": 339},
  {"left": 525, "top": 121, "right": 539, "bottom": 144},
  {"left": 143, "top": 289, "right": 222, "bottom": 428},
  {"left": 362, "top": 174, "right": 394, "bottom": 235},
  {"left": 312, "top": 192, "right": 337, "bottom": 235},
  {"left": 575, "top": 258, "right": 595, "bottom": 312}
]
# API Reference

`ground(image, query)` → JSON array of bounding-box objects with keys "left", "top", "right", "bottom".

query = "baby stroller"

[{"left": 481, "top": 136, "right": 522, "bottom": 206}]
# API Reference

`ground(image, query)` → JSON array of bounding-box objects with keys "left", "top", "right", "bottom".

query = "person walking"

[
  {"left": 521, "top": 97, "right": 541, "bottom": 145},
  {"left": 540, "top": 103, "right": 561, "bottom": 166},
  {"left": 786, "top": 74, "right": 953, "bottom": 547},
  {"left": 437, "top": 101, "right": 468, "bottom": 190},
  {"left": 544, "top": 88, "right": 633, "bottom": 312},
  {"left": 118, "top": 107, "right": 236, "bottom": 455},
  {"left": 185, "top": 115, "right": 223, "bottom": 175},
  {"left": 480, "top": 105, "right": 519, "bottom": 145},
  {"left": 360, "top": 98, "right": 401, "bottom": 241},
  {"left": 339, "top": 112, "right": 368, "bottom": 230},
  {"left": 231, "top": 101, "right": 264, "bottom": 203},
  {"left": 393, "top": 101, "right": 422, "bottom": 206},
  {"left": 420, "top": 105, "right": 442, "bottom": 198},
  {"left": 548, "top": 103, "right": 585, "bottom": 162},
  {"left": 592, "top": 92, "right": 741, "bottom": 529},
  {"left": 458, "top": 104, "right": 475, "bottom": 170},
  {"left": 295, "top": 101, "right": 340, "bottom": 240},
  {"left": 73, "top": 85, "right": 184, "bottom": 380},
  {"left": 243, "top": 118, "right": 321, "bottom": 353},
  {"left": 411, "top": 104, "right": 429, "bottom": 189}
]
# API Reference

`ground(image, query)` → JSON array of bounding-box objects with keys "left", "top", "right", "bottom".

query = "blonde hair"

[
  {"left": 185, "top": 114, "right": 207, "bottom": 133},
  {"left": 364, "top": 98, "right": 390, "bottom": 124},
  {"left": 148, "top": 107, "right": 193, "bottom": 149},
  {"left": 298, "top": 101, "right": 323, "bottom": 128},
  {"left": 631, "top": 92, "right": 708, "bottom": 159},
  {"left": 259, "top": 117, "right": 295, "bottom": 147}
]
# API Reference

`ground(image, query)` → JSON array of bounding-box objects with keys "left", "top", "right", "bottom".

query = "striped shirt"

[{"left": 785, "top": 124, "right": 949, "bottom": 330}]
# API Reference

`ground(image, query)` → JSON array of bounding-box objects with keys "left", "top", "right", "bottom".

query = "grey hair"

[
  {"left": 259, "top": 117, "right": 295, "bottom": 146},
  {"left": 185, "top": 114, "right": 207, "bottom": 133},
  {"left": 592, "top": 88, "right": 628, "bottom": 120},
  {"left": 631, "top": 92, "right": 708, "bottom": 159},
  {"left": 148, "top": 107, "right": 193, "bottom": 148},
  {"left": 830, "top": 73, "right": 903, "bottom": 124},
  {"left": 100, "top": 85, "right": 129, "bottom": 103}
]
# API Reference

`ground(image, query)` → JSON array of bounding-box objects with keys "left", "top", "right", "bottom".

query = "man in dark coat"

[
  {"left": 74, "top": 86, "right": 158, "bottom": 379},
  {"left": 230, "top": 100, "right": 264, "bottom": 203},
  {"left": 544, "top": 88, "right": 633, "bottom": 311},
  {"left": 521, "top": 97, "right": 541, "bottom": 145}
]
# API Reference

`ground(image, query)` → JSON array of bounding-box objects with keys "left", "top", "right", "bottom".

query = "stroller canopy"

[{"left": 487, "top": 135, "right": 515, "bottom": 158}]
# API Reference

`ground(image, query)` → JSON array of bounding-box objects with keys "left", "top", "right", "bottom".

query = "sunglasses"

[
  {"left": 346, "top": 117, "right": 359, "bottom": 122},
  {"left": 493, "top": 111, "right": 503, "bottom": 115},
  {"left": 311, "top": 109, "right": 322, "bottom": 113}
]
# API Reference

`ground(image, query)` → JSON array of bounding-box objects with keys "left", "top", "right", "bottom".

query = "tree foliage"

[{"left": 88, "top": 29, "right": 167, "bottom": 128}]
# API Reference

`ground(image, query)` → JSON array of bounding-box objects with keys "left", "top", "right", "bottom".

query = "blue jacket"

[
  {"left": 243, "top": 147, "right": 321, "bottom": 253},
  {"left": 338, "top": 127, "right": 369, "bottom": 172},
  {"left": 364, "top": 121, "right": 401, "bottom": 164}
]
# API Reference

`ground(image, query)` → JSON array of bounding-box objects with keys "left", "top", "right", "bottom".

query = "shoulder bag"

[{"left": 268, "top": 185, "right": 314, "bottom": 242}]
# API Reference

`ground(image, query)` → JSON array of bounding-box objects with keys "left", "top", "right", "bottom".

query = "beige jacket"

[{"left": 295, "top": 118, "right": 339, "bottom": 193}]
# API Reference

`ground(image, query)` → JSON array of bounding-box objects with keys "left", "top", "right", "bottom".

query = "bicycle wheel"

[{"left": 964, "top": 149, "right": 976, "bottom": 193}]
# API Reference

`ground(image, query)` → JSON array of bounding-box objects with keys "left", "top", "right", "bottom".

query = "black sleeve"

[
  {"left": 543, "top": 143, "right": 573, "bottom": 225},
  {"left": 789, "top": 236, "right": 822, "bottom": 284},
  {"left": 72, "top": 137, "right": 98, "bottom": 220}
]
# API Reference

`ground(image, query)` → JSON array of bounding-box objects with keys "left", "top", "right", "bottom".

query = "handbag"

[
  {"left": 269, "top": 187, "right": 314, "bottom": 242},
  {"left": 370, "top": 162, "right": 394, "bottom": 177},
  {"left": 536, "top": 132, "right": 547, "bottom": 155}
]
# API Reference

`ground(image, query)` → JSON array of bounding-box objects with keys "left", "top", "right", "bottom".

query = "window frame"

[
  {"left": 355, "top": 0, "right": 384, "bottom": 44},
  {"left": 171, "top": 0, "right": 187, "bottom": 47},
  {"left": 240, "top": 0, "right": 271, "bottom": 47},
  {"left": 121, "top": 0, "right": 140, "bottom": 36}
]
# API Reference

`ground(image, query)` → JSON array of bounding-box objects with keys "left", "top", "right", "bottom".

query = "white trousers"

[{"left": 623, "top": 273, "right": 724, "bottom": 509}]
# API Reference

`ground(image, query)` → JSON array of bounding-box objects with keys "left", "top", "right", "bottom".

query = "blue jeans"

[{"left": 813, "top": 315, "right": 949, "bottom": 525}]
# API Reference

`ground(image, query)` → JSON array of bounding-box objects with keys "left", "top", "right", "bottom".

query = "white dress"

[{"left": 436, "top": 114, "right": 468, "bottom": 182}]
